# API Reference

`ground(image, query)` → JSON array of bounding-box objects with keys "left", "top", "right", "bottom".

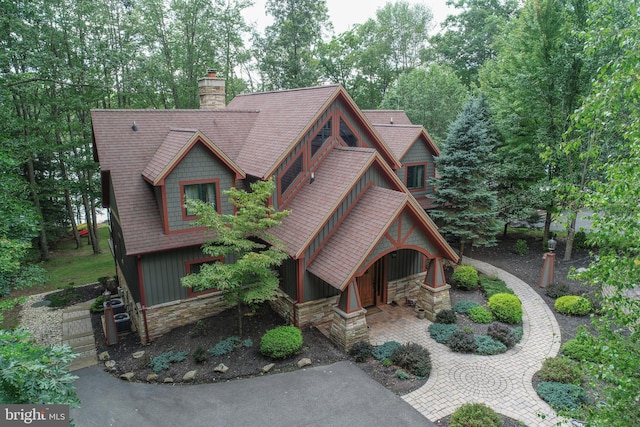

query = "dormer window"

[
  {"left": 182, "top": 180, "right": 219, "bottom": 217},
  {"left": 311, "top": 119, "right": 332, "bottom": 157},
  {"left": 339, "top": 118, "right": 358, "bottom": 147}
]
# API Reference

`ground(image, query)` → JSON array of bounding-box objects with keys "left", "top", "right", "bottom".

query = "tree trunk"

[
  {"left": 542, "top": 210, "right": 552, "bottom": 251},
  {"left": 503, "top": 222, "right": 509, "bottom": 237},
  {"left": 564, "top": 212, "right": 578, "bottom": 261},
  {"left": 458, "top": 240, "right": 465, "bottom": 263},
  {"left": 26, "top": 158, "right": 49, "bottom": 261}
]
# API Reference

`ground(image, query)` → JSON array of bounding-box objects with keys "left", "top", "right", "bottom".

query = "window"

[
  {"left": 186, "top": 257, "right": 223, "bottom": 297},
  {"left": 406, "top": 164, "right": 425, "bottom": 190},
  {"left": 339, "top": 118, "right": 358, "bottom": 147},
  {"left": 280, "top": 154, "right": 303, "bottom": 195},
  {"left": 311, "top": 118, "right": 332, "bottom": 157},
  {"left": 183, "top": 182, "right": 217, "bottom": 216}
]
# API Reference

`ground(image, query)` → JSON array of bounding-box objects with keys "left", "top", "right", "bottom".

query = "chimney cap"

[{"left": 206, "top": 69, "right": 217, "bottom": 78}]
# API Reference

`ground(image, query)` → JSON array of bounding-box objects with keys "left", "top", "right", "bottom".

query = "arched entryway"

[{"left": 356, "top": 257, "right": 386, "bottom": 308}]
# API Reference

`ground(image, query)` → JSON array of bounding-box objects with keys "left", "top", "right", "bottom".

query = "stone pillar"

[
  {"left": 417, "top": 256, "right": 451, "bottom": 321},
  {"left": 198, "top": 69, "right": 226, "bottom": 110},
  {"left": 329, "top": 307, "right": 368, "bottom": 352}
]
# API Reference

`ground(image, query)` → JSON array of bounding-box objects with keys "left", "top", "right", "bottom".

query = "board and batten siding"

[
  {"left": 165, "top": 143, "right": 235, "bottom": 231},
  {"left": 303, "top": 271, "right": 340, "bottom": 301},
  {"left": 304, "top": 168, "right": 391, "bottom": 261},
  {"left": 388, "top": 249, "right": 424, "bottom": 281},
  {"left": 279, "top": 257, "right": 297, "bottom": 300},
  {"left": 110, "top": 211, "right": 140, "bottom": 304},
  {"left": 141, "top": 246, "right": 236, "bottom": 306}
]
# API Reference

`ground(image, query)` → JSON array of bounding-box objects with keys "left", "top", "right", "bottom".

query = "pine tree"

[{"left": 430, "top": 94, "right": 500, "bottom": 259}]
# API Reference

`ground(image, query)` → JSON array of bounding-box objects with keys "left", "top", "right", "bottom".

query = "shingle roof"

[
  {"left": 91, "top": 109, "right": 256, "bottom": 255},
  {"left": 270, "top": 147, "right": 380, "bottom": 257},
  {"left": 362, "top": 110, "right": 412, "bottom": 125},
  {"left": 372, "top": 124, "right": 423, "bottom": 160},
  {"left": 142, "top": 129, "right": 196, "bottom": 184},
  {"left": 307, "top": 186, "right": 407, "bottom": 290},
  {"left": 227, "top": 85, "right": 341, "bottom": 178}
]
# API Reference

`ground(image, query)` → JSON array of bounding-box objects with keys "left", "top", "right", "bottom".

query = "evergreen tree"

[{"left": 430, "top": 94, "right": 500, "bottom": 259}]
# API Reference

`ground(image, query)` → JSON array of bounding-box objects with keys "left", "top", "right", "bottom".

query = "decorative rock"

[
  {"left": 297, "top": 358, "right": 312, "bottom": 368},
  {"left": 120, "top": 372, "right": 135, "bottom": 381},
  {"left": 98, "top": 351, "right": 110, "bottom": 361},
  {"left": 183, "top": 370, "right": 197, "bottom": 382},
  {"left": 105, "top": 360, "right": 116, "bottom": 369},
  {"left": 147, "top": 374, "right": 158, "bottom": 382},
  {"left": 132, "top": 351, "right": 145, "bottom": 359},
  {"left": 575, "top": 267, "right": 589, "bottom": 274},
  {"left": 163, "top": 378, "right": 174, "bottom": 383},
  {"left": 214, "top": 363, "right": 229, "bottom": 373},
  {"left": 262, "top": 363, "right": 275, "bottom": 373}
]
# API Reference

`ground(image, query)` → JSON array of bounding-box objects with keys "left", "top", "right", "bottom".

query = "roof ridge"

[
  {"left": 90, "top": 108, "right": 260, "bottom": 113},
  {"left": 233, "top": 84, "right": 340, "bottom": 98},
  {"left": 373, "top": 123, "right": 422, "bottom": 128}
]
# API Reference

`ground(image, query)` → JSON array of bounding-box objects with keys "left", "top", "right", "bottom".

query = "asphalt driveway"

[{"left": 71, "top": 361, "right": 433, "bottom": 427}]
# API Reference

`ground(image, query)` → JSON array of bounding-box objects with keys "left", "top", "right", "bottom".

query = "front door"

[{"left": 357, "top": 258, "right": 386, "bottom": 308}]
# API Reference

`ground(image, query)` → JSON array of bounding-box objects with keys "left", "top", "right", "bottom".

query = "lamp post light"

[{"left": 539, "top": 237, "right": 557, "bottom": 288}]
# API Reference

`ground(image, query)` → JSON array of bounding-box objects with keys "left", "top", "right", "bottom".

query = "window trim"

[
  {"left": 310, "top": 117, "right": 333, "bottom": 158},
  {"left": 405, "top": 162, "right": 426, "bottom": 191},
  {"left": 185, "top": 256, "right": 224, "bottom": 297},
  {"left": 338, "top": 116, "right": 359, "bottom": 148},
  {"left": 278, "top": 152, "right": 304, "bottom": 198},
  {"left": 180, "top": 178, "right": 221, "bottom": 221}
]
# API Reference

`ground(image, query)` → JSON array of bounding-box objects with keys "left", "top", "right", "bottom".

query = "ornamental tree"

[{"left": 181, "top": 179, "right": 289, "bottom": 335}]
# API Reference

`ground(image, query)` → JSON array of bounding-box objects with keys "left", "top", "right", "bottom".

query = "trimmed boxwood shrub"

[
  {"left": 536, "top": 381, "right": 588, "bottom": 410},
  {"left": 453, "top": 300, "right": 479, "bottom": 314},
  {"left": 488, "top": 293, "right": 522, "bottom": 324},
  {"left": 448, "top": 330, "right": 477, "bottom": 353},
  {"left": 428, "top": 323, "right": 459, "bottom": 344},
  {"left": 435, "top": 309, "right": 457, "bottom": 324},
  {"left": 475, "top": 335, "right": 507, "bottom": 355},
  {"left": 451, "top": 266, "right": 479, "bottom": 290},
  {"left": 450, "top": 403, "right": 502, "bottom": 427},
  {"left": 372, "top": 341, "right": 401, "bottom": 361},
  {"left": 260, "top": 326, "right": 303, "bottom": 359},
  {"left": 349, "top": 341, "right": 373, "bottom": 362},
  {"left": 479, "top": 277, "right": 514, "bottom": 298},
  {"left": 554, "top": 295, "right": 592, "bottom": 316},
  {"left": 538, "top": 356, "right": 582, "bottom": 384},
  {"left": 389, "top": 343, "right": 432, "bottom": 377},
  {"left": 487, "top": 322, "right": 517, "bottom": 348},
  {"left": 468, "top": 306, "right": 493, "bottom": 324}
]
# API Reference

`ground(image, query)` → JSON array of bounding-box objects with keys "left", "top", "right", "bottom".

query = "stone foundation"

[
  {"left": 296, "top": 296, "right": 339, "bottom": 327},
  {"left": 417, "top": 283, "right": 451, "bottom": 321},
  {"left": 329, "top": 307, "right": 368, "bottom": 351},
  {"left": 387, "top": 273, "right": 425, "bottom": 304}
]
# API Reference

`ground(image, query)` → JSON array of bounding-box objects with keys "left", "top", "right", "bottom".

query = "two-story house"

[{"left": 91, "top": 71, "right": 458, "bottom": 350}]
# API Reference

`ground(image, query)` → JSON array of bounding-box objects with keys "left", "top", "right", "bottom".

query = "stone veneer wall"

[
  {"left": 329, "top": 308, "right": 368, "bottom": 351},
  {"left": 387, "top": 272, "right": 425, "bottom": 304},
  {"left": 270, "top": 291, "right": 339, "bottom": 328},
  {"left": 417, "top": 284, "right": 452, "bottom": 322}
]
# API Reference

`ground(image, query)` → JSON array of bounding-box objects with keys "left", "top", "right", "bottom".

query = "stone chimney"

[{"left": 198, "top": 69, "right": 226, "bottom": 109}]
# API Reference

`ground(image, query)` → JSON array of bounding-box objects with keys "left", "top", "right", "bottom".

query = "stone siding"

[
  {"left": 296, "top": 296, "right": 339, "bottom": 327},
  {"left": 329, "top": 307, "right": 368, "bottom": 351},
  {"left": 387, "top": 272, "right": 425, "bottom": 304}
]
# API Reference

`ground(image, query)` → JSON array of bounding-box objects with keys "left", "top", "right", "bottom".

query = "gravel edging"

[{"left": 18, "top": 293, "right": 63, "bottom": 347}]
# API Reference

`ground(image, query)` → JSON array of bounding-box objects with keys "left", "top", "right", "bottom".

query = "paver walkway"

[
  {"left": 62, "top": 300, "right": 98, "bottom": 371},
  {"left": 368, "top": 257, "right": 565, "bottom": 426}
]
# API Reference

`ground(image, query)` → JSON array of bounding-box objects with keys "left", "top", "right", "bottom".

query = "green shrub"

[
  {"left": 242, "top": 338, "right": 253, "bottom": 348},
  {"left": 514, "top": 239, "right": 528, "bottom": 255},
  {"left": 389, "top": 343, "right": 432, "bottom": 377},
  {"left": 450, "top": 403, "right": 502, "bottom": 427},
  {"left": 435, "top": 309, "right": 457, "bottom": 324},
  {"left": 475, "top": 335, "right": 507, "bottom": 355},
  {"left": 554, "top": 295, "right": 592, "bottom": 316},
  {"left": 150, "top": 350, "right": 189, "bottom": 373},
  {"left": 193, "top": 347, "right": 207, "bottom": 364},
  {"left": 574, "top": 230, "right": 588, "bottom": 249},
  {"left": 479, "top": 277, "right": 514, "bottom": 298},
  {"left": 513, "top": 326, "right": 523, "bottom": 342},
  {"left": 448, "top": 330, "right": 477, "bottom": 353},
  {"left": 561, "top": 335, "right": 602, "bottom": 363},
  {"left": 468, "top": 306, "right": 493, "bottom": 323},
  {"left": 545, "top": 283, "right": 573, "bottom": 299},
  {"left": 488, "top": 293, "right": 522, "bottom": 324},
  {"left": 189, "top": 320, "right": 208, "bottom": 338},
  {"left": 372, "top": 341, "right": 401, "bottom": 361},
  {"left": 349, "top": 341, "right": 373, "bottom": 362},
  {"left": 381, "top": 358, "right": 392, "bottom": 367},
  {"left": 209, "top": 336, "right": 242, "bottom": 357},
  {"left": 453, "top": 300, "right": 479, "bottom": 314},
  {"left": 428, "top": 323, "right": 459, "bottom": 344},
  {"left": 487, "top": 322, "right": 517, "bottom": 348},
  {"left": 90, "top": 295, "right": 105, "bottom": 313},
  {"left": 395, "top": 370, "right": 411, "bottom": 380},
  {"left": 451, "top": 266, "right": 479, "bottom": 290},
  {"left": 538, "top": 357, "right": 582, "bottom": 384},
  {"left": 260, "top": 326, "right": 303, "bottom": 359},
  {"left": 536, "top": 381, "right": 587, "bottom": 410}
]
